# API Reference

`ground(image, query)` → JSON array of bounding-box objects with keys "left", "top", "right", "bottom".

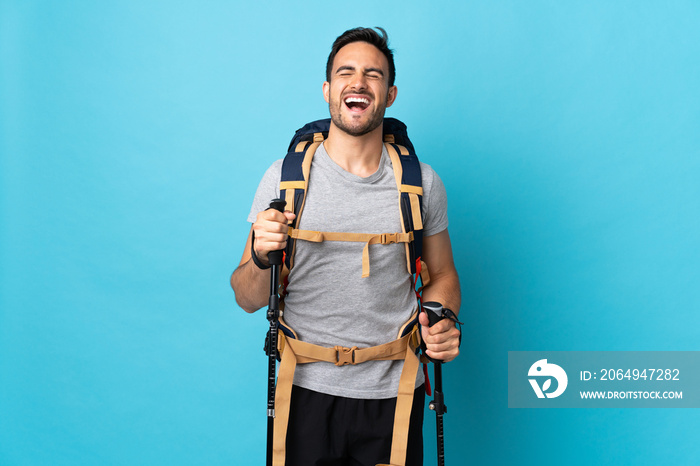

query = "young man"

[{"left": 231, "top": 27, "right": 461, "bottom": 466}]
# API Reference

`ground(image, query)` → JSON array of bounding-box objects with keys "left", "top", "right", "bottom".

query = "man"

[{"left": 231, "top": 27, "right": 461, "bottom": 466}]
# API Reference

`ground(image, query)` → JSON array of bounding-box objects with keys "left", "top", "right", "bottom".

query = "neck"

[{"left": 324, "top": 122, "right": 385, "bottom": 178}]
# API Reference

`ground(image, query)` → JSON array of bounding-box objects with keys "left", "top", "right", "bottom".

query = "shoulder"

[
  {"left": 254, "top": 158, "right": 285, "bottom": 189},
  {"left": 254, "top": 158, "right": 286, "bottom": 199},
  {"left": 247, "top": 159, "right": 285, "bottom": 223},
  {"left": 419, "top": 161, "right": 437, "bottom": 183},
  {"left": 262, "top": 159, "right": 285, "bottom": 180},
  {"left": 418, "top": 162, "right": 445, "bottom": 198},
  {"left": 417, "top": 161, "right": 448, "bottom": 235}
]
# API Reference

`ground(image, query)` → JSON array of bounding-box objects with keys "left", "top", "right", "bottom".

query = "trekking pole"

[
  {"left": 265, "top": 198, "right": 286, "bottom": 466},
  {"left": 423, "top": 301, "right": 447, "bottom": 466}
]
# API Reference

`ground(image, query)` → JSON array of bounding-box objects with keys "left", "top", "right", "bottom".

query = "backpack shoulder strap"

[
  {"left": 383, "top": 118, "right": 429, "bottom": 289},
  {"left": 384, "top": 141, "right": 423, "bottom": 273},
  {"left": 279, "top": 119, "right": 330, "bottom": 271}
]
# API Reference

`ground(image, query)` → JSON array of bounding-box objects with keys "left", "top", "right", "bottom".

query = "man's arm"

[
  {"left": 230, "top": 209, "right": 296, "bottom": 313},
  {"left": 419, "top": 228, "right": 462, "bottom": 362}
]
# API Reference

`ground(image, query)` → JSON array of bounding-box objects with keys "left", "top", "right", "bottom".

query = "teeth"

[{"left": 345, "top": 97, "right": 370, "bottom": 104}]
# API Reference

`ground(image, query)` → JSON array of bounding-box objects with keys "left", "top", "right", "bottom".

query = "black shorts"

[{"left": 285, "top": 384, "right": 425, "bottom": 466}]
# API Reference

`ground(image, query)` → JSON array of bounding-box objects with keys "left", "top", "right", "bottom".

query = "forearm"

[
  {"left": 230, "top": 258, "right": 271, "bottom": 313},
  {"left": 421, "top": 268, "right": 461, "bottom": 315},
  {"left": 231, "top": 227, "right": 274, "bottom": 313}
]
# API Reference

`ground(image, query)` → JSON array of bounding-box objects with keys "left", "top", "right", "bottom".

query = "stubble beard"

[{"left": 329, "top": 96, "right": 387, "bottom": 137}]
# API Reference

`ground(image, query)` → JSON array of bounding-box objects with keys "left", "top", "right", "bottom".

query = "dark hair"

[{"left": 326, "top": 27, "right": 396, "bottom": 87}]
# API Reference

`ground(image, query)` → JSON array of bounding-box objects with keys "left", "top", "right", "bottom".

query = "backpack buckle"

[
  {"left": 334, "top": 346, "right": 358, "bottom": 366},
  {"left": 380, "top": 233, "right": 397, "bottom": 244}
]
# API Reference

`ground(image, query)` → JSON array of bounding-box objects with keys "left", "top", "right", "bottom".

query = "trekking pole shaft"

[
  {"left": 266, "top": 199, "right": 286, "bottom": 466},
  {"left": 424, "top": 301, "right": 447, "bottom": 466},
  {"left": 436, "top": 410, "right": 445, "bottom": 466},
  {"left": 434, "top": 363, "right": 445, "bottom": 466},
  {"left": 266, "top": 265, "right": 280, "bottom": 466},
  {"left": 266, "top": 316, "right": 276, "bottom": 466}
]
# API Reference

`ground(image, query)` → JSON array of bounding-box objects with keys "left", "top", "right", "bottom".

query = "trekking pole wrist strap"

[
  {"left": 250, "top": 230, "right": 271, "bottom": 270},
  {"left": 442, "top": 308, "right": 463, "bottom": 349}
]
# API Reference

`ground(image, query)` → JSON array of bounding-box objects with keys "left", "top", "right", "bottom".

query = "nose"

[{"left": 349, "top": 72, "right": 367, "bottom": 91}]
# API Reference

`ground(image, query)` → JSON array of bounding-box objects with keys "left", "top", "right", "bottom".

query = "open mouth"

[{"left": 344, "top": 96, "right": 371, "bottom": 112}]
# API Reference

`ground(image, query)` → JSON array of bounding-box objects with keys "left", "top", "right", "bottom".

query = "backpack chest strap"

[{"left": 287, "top": 227, "right": 413, "bottom": 278}]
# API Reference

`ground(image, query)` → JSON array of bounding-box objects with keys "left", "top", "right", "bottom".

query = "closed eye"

[
  {"left": 336, "top": 66, "right": 355, "bottom": 77},
  {"left": 364, "top": 68, "right": 384, "bottom": 79}
]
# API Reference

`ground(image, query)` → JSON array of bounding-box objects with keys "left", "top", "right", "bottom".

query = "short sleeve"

[
  {"left": 247, "top": 159, "right": 284, "bottom": 223},
  {"left": 420, "top": 163, "right": 449, "bottom": 237}
]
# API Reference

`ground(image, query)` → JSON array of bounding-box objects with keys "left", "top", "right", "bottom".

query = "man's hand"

[
  {"left": 252, "top": 209, "right": 296, "bottom": 266},
  {"left": 231, "top": 208, "right": 296, "bottom": 312},
  {"left": 419, "top": 311, "right": 460, "bottom": 363}
]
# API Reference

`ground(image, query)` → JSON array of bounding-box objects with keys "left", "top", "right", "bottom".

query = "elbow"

[
  {"left": 235, "top": 294, "right": 260, "bottom": 314},
  {"left": 231, "top": 272, "right": 257, "bottom": 313},
  {"left": 230, "top": 265, "right": 266, "bottom": 313},
  {"left": 232, "top": 286, "right": 260, "bottom": 313},
  {"left": 232, "top": 281, "right": 262, "bottom": 314}
]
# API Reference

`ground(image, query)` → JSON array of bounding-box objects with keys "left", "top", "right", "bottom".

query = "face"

[{"left": 323, "top": 41, "right": 397, "bottom": 137}]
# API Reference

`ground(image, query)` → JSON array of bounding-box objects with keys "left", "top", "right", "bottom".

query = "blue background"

[{"left": 1, "top": 1, "right": 699, "bottom": 465}]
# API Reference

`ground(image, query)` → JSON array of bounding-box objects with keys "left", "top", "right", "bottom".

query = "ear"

[
  {"left": 323, "top": 81, "right": 330, "bottom": 104},
  {"left": 386, "top": 85, "right": 398, "bottom": 108}
]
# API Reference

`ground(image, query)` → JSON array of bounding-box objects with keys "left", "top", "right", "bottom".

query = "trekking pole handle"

[
  {"left": 423, "top": 301, "right": 445, "bottom": 328},
  {"left": 267, "top": 199, "right": 286, "bottom": 266}
]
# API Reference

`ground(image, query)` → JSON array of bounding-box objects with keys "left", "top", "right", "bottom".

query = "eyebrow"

[{"left": 335, "top": 65, "right": 385, "bottom": 76}]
